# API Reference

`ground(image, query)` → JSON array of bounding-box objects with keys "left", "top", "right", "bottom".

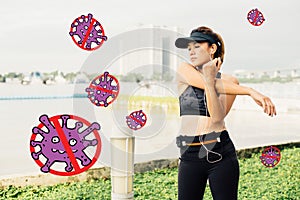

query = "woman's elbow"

[
  {"left": 210, "top": 115, "right": 225, "bottom": 124},
  {"left": 231, "top": 76, "right": 239, "bottom": 85}
]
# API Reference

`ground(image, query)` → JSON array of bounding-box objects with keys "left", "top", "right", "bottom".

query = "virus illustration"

[
  {"left": 69, "top": 13, "right": 107, "bottom": 50},
  {"left": 260, "top": 146, "right": 281, "bottom": 168},
  {"left": 30, "top": 114, "right": 101, "bottom": 174},
  {"left": 126, "top": 110, "right": 147, "bottom": 130},
  {"left": 247, "top": 8, "right": 265, "bottom": 26},
  {"left": 85, "top": 71, "right": 120, "bottom": 107}
]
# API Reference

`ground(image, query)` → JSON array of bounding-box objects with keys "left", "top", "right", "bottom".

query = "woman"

[{"left": 175, "top": 26, "right": 276, "bottom": 200}]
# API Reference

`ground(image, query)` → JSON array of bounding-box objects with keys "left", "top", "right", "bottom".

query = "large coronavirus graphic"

[
  {"left": 247, "top": 8, "right": 265, "bottom": 26},
  {"left": 85, "top": 71, "right": 120, "bottom": 107},
  {"left": 126, "top": 110, "right": 147, "bottom": 130},
  {"left": 259, "top": 146, "right": 281, "bottom": 168},
  {"left": 69, "top": 13, "right": 107, "bottom": 51},
  {"left": 30, "top": 114, "right": 102, "bottom": 176}
]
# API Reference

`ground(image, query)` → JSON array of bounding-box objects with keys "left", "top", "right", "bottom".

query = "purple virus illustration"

[
  {"left": 126, "top": 110, "right": 147, "bottom": 130},
  {"left": 260, "top": 146, "right": 281, "bottom": 168},
  {"left": 69, "top": 13, "right": 107, "bottom": 50},
  {"left": 247, "top": 8, "right": 265, "bottom": 26},
  {"left": 30, "top": 114, "right": 100, "bottom": 173},
  {"left": 85, "top": 71, "right": 119, "bottom": 107}
]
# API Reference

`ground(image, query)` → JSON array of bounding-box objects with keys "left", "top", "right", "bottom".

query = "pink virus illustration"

[
  {"left": 85, "top": 71, "right": 120, "bottom": 107},
  {"left": 69, "top": 13, "right": 107, "bottom": 51},
  {"left": 259, "top": 146, "right": 281, "bottom": 168},
  {"left": 30, "top": 114, "right": 102, "bottom": 176},
  {"left": 247, "top": 8, "right": 265, "bottom": 26},
  {"left": 126, "top": 110, "right": 147, "bottom": 130}
]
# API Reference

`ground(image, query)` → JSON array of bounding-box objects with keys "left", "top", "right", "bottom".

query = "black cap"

[{"left": 175, "top": 32, "right": 220, "bottom": 49}]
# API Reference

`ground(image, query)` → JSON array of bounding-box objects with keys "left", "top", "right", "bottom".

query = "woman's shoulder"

[
  {"left": 220, "top": 73, "right": 239, "bottom": 84},
  {"left": 176, "top": 62, "right": 194, "bottom": 83}
]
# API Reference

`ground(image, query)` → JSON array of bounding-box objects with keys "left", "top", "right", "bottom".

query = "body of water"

[{"left": 0, "top": 82, "right": 299, "bottom": 178}]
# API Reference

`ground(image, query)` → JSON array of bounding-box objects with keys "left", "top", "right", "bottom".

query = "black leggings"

[{"left": 178, "top": 130, "right": 239, "bottom": 200}]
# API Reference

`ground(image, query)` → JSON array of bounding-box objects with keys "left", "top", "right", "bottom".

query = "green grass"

[
  {"left": 1, "top": 146, "right": 299, "bottom": 200},
  {"left": 112, "top": 95, "right": 179, "bottom": 115}
]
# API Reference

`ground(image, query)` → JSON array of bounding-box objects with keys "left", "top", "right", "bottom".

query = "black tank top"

[{"left": 179, "top": 72, "right": 221, "bottom": 116}]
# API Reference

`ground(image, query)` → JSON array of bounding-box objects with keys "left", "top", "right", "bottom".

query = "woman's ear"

[{"left": 211, "top": 43, "right": 218, "bottom": 54}]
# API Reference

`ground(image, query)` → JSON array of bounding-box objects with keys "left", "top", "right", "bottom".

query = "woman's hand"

[
  {"left": 202, "top": 57, "right": 221, "bottom": 84},
  {"left": 249, "top": 89, "right": 277, "bottom": 117}
]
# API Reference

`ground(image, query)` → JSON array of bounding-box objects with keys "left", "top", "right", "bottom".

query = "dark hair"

[{"left": 191, "top": 26, "right": 225, "bottom": 62}]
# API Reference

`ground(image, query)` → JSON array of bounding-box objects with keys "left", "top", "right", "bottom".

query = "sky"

[{"left": 0, "top": 0, "right": 299, "bottom": 74}]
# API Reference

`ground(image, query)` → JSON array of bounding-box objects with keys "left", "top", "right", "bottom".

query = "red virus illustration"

[
  {"left": 30, "top": 114, "right": 102, "bottom": 176},
  {"left": 85, "top": 71, "right": 120, "bottom": 107},
  {"left": 259, "top": 146, "right": 281, "bottom": 168},
  {"left": 247, "top": 8, "right": 265, "bottom": 26},
  {"left": 69, "top": 13, "right": 107, "bottom": 51},
  {"left": 126, "top": 110, "right": 147, "bottom": 130}
]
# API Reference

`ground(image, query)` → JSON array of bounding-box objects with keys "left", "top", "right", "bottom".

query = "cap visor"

[
  {"left": 175, "top": 37, "right": 195, "bottom": 48},
  {"left": 175, "top": 37, "right": 208, "bottom": 48}
]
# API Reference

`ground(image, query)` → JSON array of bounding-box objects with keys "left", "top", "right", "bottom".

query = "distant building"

[
  {"left": 272, "top": 70, "right": 281, "bottom": 78},
  {"left": 233, "top": 67, "right": 300, "bottom": 83},
  {"left": 291, "top": 69, "right": 299, "bottom": 78},
  {"left": 233, "top": 70, "right": 249, "bottom": 79},
  {"left": 258, "top": 71, "right": 270, "bottom": 79},
  {"left": 110, "top": 25, "right": 186, "bottom": 81}
]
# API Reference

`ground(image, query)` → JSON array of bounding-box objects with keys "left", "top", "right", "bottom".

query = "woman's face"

[{"left": 187, "top": 41, "right": 211, "bottom": 67}]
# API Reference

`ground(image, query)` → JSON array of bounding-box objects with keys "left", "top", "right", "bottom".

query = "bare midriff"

[{"left": 179, "top": 115, "right": 226, "bottom": 136}]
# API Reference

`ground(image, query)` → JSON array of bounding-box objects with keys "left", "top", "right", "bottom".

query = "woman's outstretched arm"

[
  {"left": 178, "top": 62, "right": 251, "bottom": 95},
  {"left": 177, "top": 62, "right": 276, "bottom": 116}
]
